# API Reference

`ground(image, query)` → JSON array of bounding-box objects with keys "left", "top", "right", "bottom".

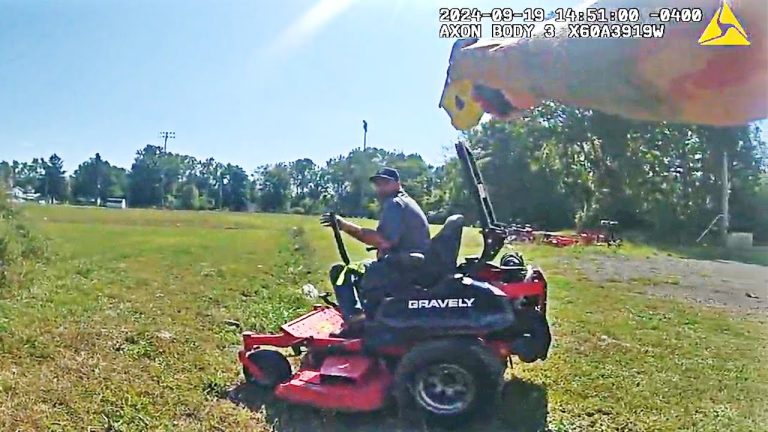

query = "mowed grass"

[{"left": 0, "top": 205, "right": 765, "bottom": 431}]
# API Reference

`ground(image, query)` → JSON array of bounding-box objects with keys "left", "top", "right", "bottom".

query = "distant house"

[
  {"left": 105, "top": 197, "right": 127, "bottom": 209},
  {"left": 6, "top": 187, "right": 40, "bottom": 203},
  {"left": 7, "top": 187, "right": 24, "bottom": 202}
]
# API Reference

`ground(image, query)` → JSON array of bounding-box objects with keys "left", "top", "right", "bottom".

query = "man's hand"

[
  {"left": 319, "top": 212, "right": 343, "bottom": 228},
  {"left": 320, "top": 213, "right": 351, "bottom": 232}
]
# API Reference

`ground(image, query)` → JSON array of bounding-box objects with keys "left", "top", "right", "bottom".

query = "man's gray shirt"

[{"left": 376, "top": 191, "right": 430, "bottom": 254}]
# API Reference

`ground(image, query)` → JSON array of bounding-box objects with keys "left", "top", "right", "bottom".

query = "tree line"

[
  {"left": 2, "top": 103, "right": 766, "bottom": 243},
  {"left": 0, "top": 144, "right": 441, "bottom": 215}
]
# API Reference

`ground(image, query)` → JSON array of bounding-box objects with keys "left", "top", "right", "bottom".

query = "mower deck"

[
  {"left": 241, "top": 305, "right": 344, "bottom": 351},
  {"left": 239, "top": 306, "right": 393, "bottom": 412},
  {"left": 276, "top": 354, "right": 392, "bottom": 412}
]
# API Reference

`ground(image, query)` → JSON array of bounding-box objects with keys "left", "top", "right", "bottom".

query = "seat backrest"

[{"left": 416, "top": 214, "right": 464, "bottom": 286}]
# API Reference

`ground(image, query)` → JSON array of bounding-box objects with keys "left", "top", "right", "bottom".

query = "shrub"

[
  {"left": 0, "top": 189, "right": 48, "bottom": 288},
  {"left": 179, "top": 184, "right": 202, "bottom": 210}
]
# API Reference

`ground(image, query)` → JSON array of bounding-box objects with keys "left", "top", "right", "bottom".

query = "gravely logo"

[{"left": 408, "top": 298, "right": 475, "bottom": 309}]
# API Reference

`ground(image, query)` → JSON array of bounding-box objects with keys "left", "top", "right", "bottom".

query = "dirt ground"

[{"left": 568, "top": 253, "right": 768, "bottom": 313}]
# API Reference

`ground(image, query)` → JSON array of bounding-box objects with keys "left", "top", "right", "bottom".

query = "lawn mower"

[
  {"left": 237, "top": 142, "right": 551, "bottom": 424},
  {"left": 505, "top": 223, "right": 535, "bottom": 244},
  {"left": 540, "top": 220, "right": 622, "bottom": 248},
  {"left": 580, "top": 220, "right": 622, "bottom": 247},
  {"left": 539, "top": 231, "right": 580, "bottom": 248}
]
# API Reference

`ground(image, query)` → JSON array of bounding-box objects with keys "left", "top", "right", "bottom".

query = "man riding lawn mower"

[
  {"left": 320, "top": 166, "right": 431, "bottom": 337},
  {"left": 237, "top": 143, "right": 552, "bottom": 425}
]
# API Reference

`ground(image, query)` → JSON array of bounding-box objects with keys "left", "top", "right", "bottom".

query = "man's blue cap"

[{"left": 369, "top": 167, "right": 400, "bottom": 182}]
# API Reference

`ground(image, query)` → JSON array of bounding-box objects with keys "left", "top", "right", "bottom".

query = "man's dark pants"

[{"left": 330, "top": 260, "right": 402, "bottom": 320}]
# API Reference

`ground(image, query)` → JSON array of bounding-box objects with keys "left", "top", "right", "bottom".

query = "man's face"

[{"left": 372, "top": 178, "right": 400, "bottom": 200}]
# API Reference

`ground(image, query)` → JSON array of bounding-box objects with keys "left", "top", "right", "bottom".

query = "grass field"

[{"left": 1, "top": 205, "right": 766, "bottom": 431}]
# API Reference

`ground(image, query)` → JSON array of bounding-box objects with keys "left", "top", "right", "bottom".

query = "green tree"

[
  {"left": 128, "top": 145, "right": 165, "bottom": 207},
  {"left": 71, "top": 153, "right": 127, "bottom": 203},
  {"left": 0, "top": 161, "right": 11, "bottom": 188},
  {"left": 289, "top": 158, "right": 316, "bottom": 197},
  {"left": 11, "top": 161, "right": 39, "bottom": 191},
  {"left": 287, "top": 158, "right": 330, "bottom": 213},
  {"left": 38, "top": 154, "right": 67, "bottom": 203},
  {"left": 382, "top": 152, "right": 434, "bottom": 205},
  {"left": 223, "top": 164, "right": 249, "bottom": 211},
  {"left": 463, "top": 119, "right": 573, "bottom": 228},
  {"left": 435, "top": 102, "right": 767, "bottom": 242},
  {"left": 753, "top": 174, "right": 768, "bottom": 243},
  {"left": 257, "top": 163, "right": 291, "bottom": 212},
  {"left": 202, "top": 160, "right": 226, "bottom": 209}
]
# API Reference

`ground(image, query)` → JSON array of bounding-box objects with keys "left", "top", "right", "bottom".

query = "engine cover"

[{"left": 366, "top": 275, "right": 515, "bottom": 341}]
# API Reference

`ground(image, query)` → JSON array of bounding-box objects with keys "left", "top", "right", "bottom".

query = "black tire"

[
  {"left": 242, "top": 350, "right": 292, "bottom": 387},
  {"left": 511, "top": 309, "right": 552, "bottom": 363},
  {"left": 394, "top": 339, "right": 505, "bottom": 427}
]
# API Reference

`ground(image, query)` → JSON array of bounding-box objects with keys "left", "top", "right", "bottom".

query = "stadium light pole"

[
  {"left": 158, "top": 131, "right": 175, "bottom": 153},
  {"left": 359, "top": 120, "right": 369, "bottom": 216}
]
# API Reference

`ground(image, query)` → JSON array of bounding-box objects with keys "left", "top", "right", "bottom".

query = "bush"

[
  {"left": 0, "top": 191, "right": 48, "bottom": 288},
  {"left": 179, "top": 184, "right": 202, "bottom": 210},
  {"left": 288, "top": 207, "right": 305, "bottom": 215}
]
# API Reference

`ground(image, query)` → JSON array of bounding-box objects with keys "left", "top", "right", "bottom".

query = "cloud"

[{"left": 267, "top": 0, "right": 358, "bottom": 55}]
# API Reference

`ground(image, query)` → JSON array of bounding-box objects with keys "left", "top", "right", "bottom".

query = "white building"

[
  {"left": 6, "top": 187, "right": 40, "bottom": 203},
  {"left": 8, "top": 187, "right": 24, "bottom": 201},
  {"left": 105, "top": 197, "right": 127, "bottom": 209}
]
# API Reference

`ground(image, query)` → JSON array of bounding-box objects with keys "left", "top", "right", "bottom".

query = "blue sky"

[{"left": 2, "top": 0, "right": 579, "bottom": 173}]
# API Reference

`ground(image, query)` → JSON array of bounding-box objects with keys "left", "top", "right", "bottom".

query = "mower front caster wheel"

[
  {"left": 242, "top": 349, "right": 292, "bottom": 387},
  {"left": 394, "top": 339, "right": 504, "bottom": 427}
]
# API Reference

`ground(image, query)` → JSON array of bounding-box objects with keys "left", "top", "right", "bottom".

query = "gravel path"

[{"left": 570, "top": 254, "right": 768, "bottom": 313}]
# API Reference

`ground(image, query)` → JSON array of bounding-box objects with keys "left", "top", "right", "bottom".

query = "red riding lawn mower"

[
  {"left": 580, "top": 220, "right": 622, "bottom": 247},
  {"left": 237, "top": 143, "right": 552, "bottom": 425},
  {"left": 504, "top": 223, "right": 536, "bottom": 244},
  {"left": 540, "top": 220, "right": 622, "bottom": 248},
  {"left": 539, "top": 232, "right": 580, "bottom": 248}
]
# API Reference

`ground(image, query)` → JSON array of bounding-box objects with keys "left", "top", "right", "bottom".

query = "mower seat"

[
  {"left": 381, "top": 251, "right": 425, "bottom": 270},
  {"left": 415, "top": 214, "right": 464, "bottom": 287}
]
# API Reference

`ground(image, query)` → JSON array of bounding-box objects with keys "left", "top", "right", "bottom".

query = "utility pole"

[
  {"left": 721, "top": 150, "right": 730, "bottom": 244},
  {"left": 362, "top": 120, "right": 368, "bottom": 151},
  {"left": 219, "top": 171, "right": 224, "bottom": 210},
  {"left": 158, "top": 131, "right": 175, "bottom": 208},
  {"left": 158, "top": 131, "right": 175, "bottom": 153}
]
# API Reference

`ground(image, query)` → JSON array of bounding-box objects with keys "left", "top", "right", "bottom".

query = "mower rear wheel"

[
  {"left": 242, "top": 350, "right": 292, "bottom": 387},
  {"left": 394, "top": 339, "right": 504, "bottom": 426}
]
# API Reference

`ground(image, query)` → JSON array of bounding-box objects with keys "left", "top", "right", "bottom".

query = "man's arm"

[
  {"left": 337, "top": 219, "right": 392, "bottom": 250},
  {"left": 320, "top": 200, "right": 403, "bottom": 251}
]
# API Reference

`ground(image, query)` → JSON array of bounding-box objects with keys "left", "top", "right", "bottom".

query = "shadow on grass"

[{"left": 228, "top": 377, "right": 549, "bottom": 432}]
